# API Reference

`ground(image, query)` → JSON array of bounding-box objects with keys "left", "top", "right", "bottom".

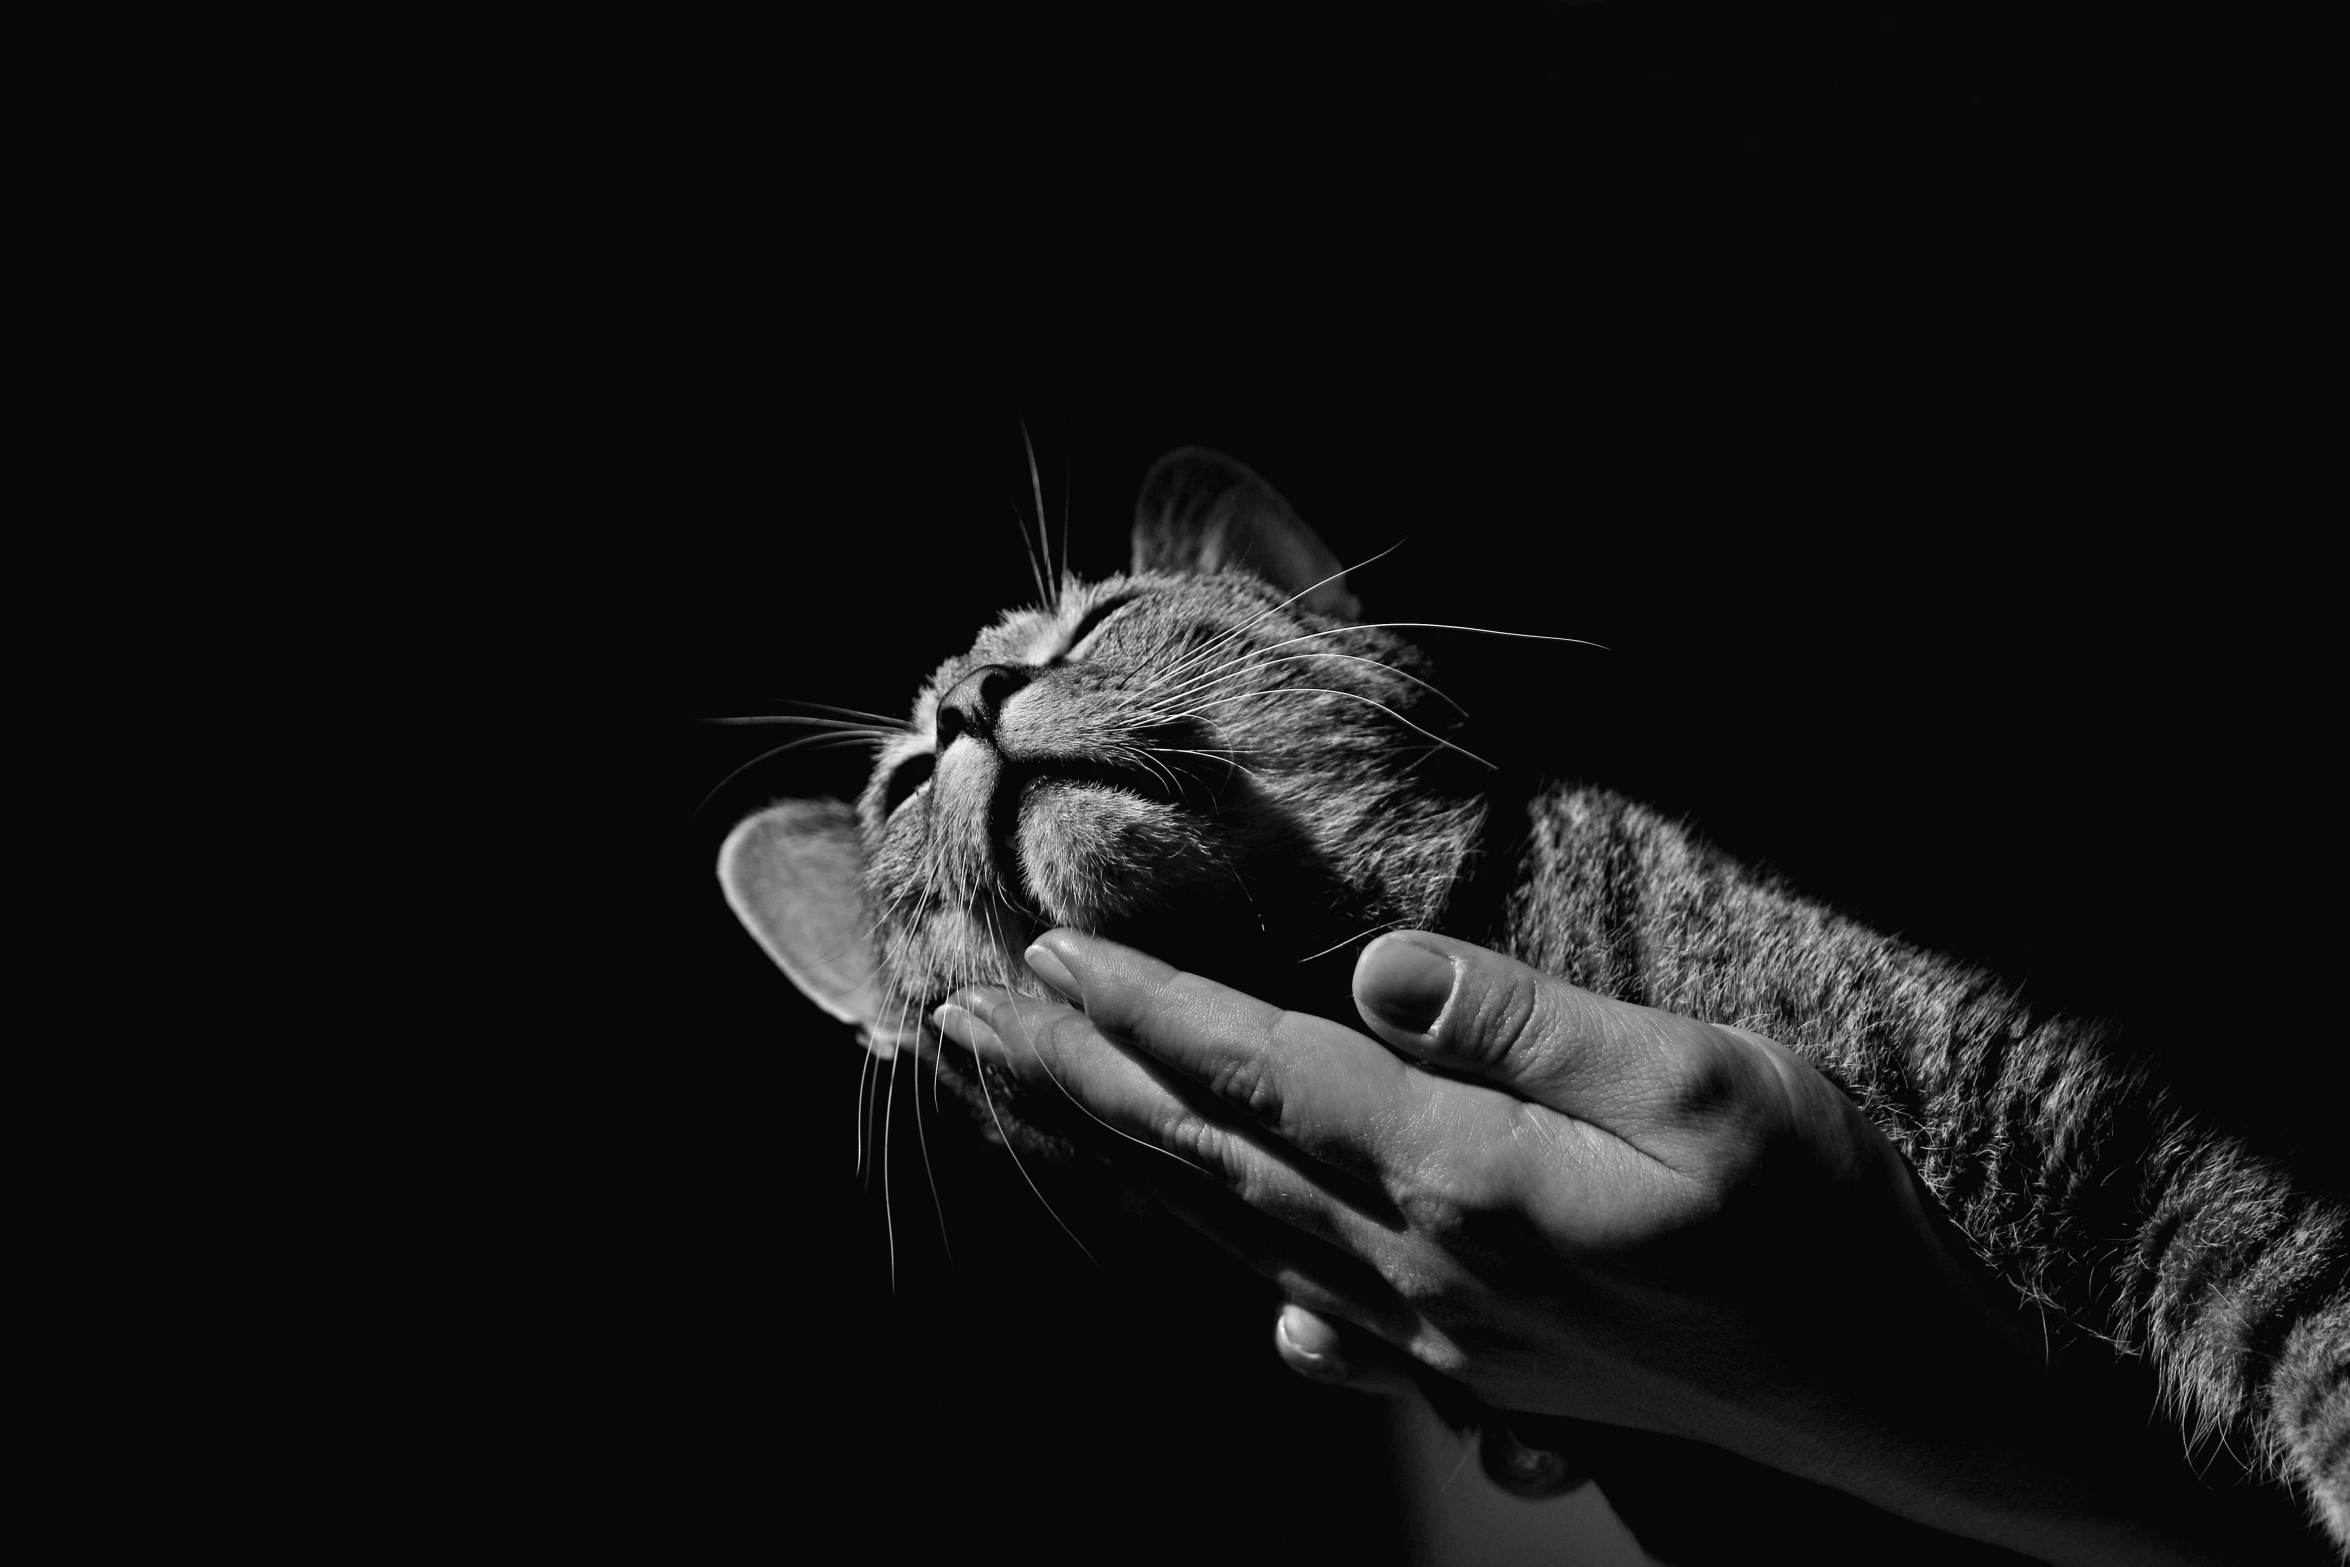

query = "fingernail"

[
  {"left": 1276, "top": 1308, "right": 1346, "bottom": 1381},
  {"left": 1024, "top": 940, "right": 1080, "bottom": 999},
  {"left": 1277, "top": 1305, "right": 1341, "bottom": 1361},
  {"left": 1356, "top": 936, "right": 1456, "bottom": 1034},
  {"left": 932, "top": 1002, "right": 1004, "bottom": 1058}
]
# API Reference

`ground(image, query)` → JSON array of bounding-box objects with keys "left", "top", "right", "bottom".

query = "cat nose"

[{"left": 935, "top": 663, "right": 1031, "bottom": 749}]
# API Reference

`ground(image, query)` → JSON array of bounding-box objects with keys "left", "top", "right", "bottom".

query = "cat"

[{"left": 719, "top": 447, "right": 2349, "bottom": 1560}]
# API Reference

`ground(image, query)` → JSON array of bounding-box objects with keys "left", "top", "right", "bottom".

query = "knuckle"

[
  {"left": 1458, "top": 966, "right": 1546, "bottom": 1068},
  {"left": 1658, "top": 1027, "right": 1775, "bottom": 1132},
  {"left": 1206, "top": 1049, "right": 1285, "bottom": 1126},
  {"left": 1392, "top": 1152, "right": 1502, "bottom": 1239},
  {"left": 1648, "top": 1031, "right": 1788, "bottom": 1190},
  {"left": 1663, "top": 1038, "right": 1745, "bottom": 1119},
  {"left": 1396, "top": 1188, "right": 1460, "bottom": 1240},
  {"left": 1159, "top": 1105, "right": 1215, "bottom": 1164},
  {"left": 1381, "top": 1256, "right": 1447, "bottom": 1309},
  {"left": 1440, "top": 1150, "right": 1513, "bottom": 1219},
  {"left": 1159, "top": 1107, "right": 1245, "bottom": 1189}
]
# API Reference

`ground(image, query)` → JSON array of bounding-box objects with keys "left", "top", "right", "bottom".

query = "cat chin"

[
  {"left": 885, "top": 901, "right": 1039, "bottom": 1014},
  {"left": 1015, "top": 779, "right": 1229, "bottom": 930}
]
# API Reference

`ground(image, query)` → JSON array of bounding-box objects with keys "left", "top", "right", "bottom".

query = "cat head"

[{"left": 719, "top": 448, "right": 1486, "bottom": 1065}]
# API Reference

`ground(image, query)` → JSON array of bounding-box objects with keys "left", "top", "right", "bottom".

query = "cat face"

[
  {"left": 855, "top": 568, "right": 1476, "bottom": 1018},
  {"left": 719, "top": 447, "right": 1486, "bottom": 1059}
]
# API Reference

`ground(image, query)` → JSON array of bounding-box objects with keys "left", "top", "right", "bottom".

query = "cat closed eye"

[{"left": 1058, "top": 595, "right": 1135, "bottom": 658}]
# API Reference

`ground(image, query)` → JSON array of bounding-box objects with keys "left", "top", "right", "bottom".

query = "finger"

[
  {"left": 1138, "top": 1165, "right": 1467, "bottom": 1380},
  {"left": 1353, "top": 932, "right": 1764, "bottom": 1140},
  {"left": 1274, "top": 1303, "right": 1420, "bottom": 1401},
  {"left": 934, "top": 989, "right": 1417, "bottom": 1260},
  {"left": 1017, "top": 930, "right": 1522, "bottom": 1194}
]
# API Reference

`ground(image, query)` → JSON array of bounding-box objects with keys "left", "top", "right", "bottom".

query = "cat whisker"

[
  {"left": 1293, "top": 919, "right": 1410, "bottom": 966},
  {"left": 1138, "top": 620, "right": 1591, "bottom": 729},
  {"left": 876, "top": 860, "right": 965, "bottom": 1171},
  {"left": 862, "top": 981, "right": 920, "bottom": 1193},
  {"left": 925, "top": 944, "right": 953, "bottom": 1122},
  {"left": 1211, "top": 843, "right": 1267, "bottom": 936},
  {"left": 1013, "top": 1019, "right": 1207, "bottom": 1176},
  {"left": 980, "top": 851, "right": 1034, "bottom": 932},
  {"left": 1117, "top": 744, "right": 1189, "bottom": 801},
  {"left": 908, "top": 989, "right": 953, "bottom": 1264},
  {"left": 1018, "top": 418, "right": 1059, "bottom": 612},
  {"left": 1145, "top": 744, "right": 1265, "bottom": 789},
  {"left": 1011, "top": 504, "right": 1053, "bottom": 614},
  {"left": 881, "top": 988, "right": 912, "bottom": 1290},
  {"left": 1140, "top": 646, "right": 1472, "bottom": 726},
  {"left": 1146, "top": 538, "right": 1410, "bottom": 692},
  {"left": 974, "top": 904, "right": 1097, "bottom": 1264},
  {"left": 855, "top": 1002, "right": 882, "bottom": 1177},
  {"left": 1141, "top": 632, "right": 1344, "bottom": 699},
  {"left": 1186, "top": 686, "right": 1498, "bottom": 771},
  {"left": 1134, "top": 540, "right": 1373, "bottom": 696},
  {"left": 703, "top": 715, "right": 899, "bottom": 733},
  {"left": 962, "top": 921, "right": 1201, "bottom": 1176},
  {"left": 1272, "top": 620, "right": 1610, "bottom": 654},
  {"left": 1173, "top": 637, "right": 1471, "bottom": 711},
  {"left": 697, "top": 732, "right": 890, "bottom": 816},
  {"left": 885, "top": 870, "right": 949, "bottom": 1145},
  {"left": 1056, "top": 455, "right": 1072, "bottom": 614},
  {"left": 758, "top": 736, "right": 897, "bottom": 764},
  {"left": 1150, "top": 624, "right": 1592, "bottom": 734},
  {"left": 1089, "top": 702, "right": 1265, "bottom": 788},
  {"left": 762, "top": 701, "right": 914, "bottom": 731}
]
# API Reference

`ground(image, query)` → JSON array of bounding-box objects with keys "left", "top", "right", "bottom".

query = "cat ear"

[
  {"left": 1131, "top": 447, "right": 1363, "bottom": 619},
  {"left": 718, "top": 799, "right": 907, "bottom": 1051}
]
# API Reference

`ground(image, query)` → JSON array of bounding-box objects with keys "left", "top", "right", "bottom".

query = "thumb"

[{"left": 1352, "top": 931, "right": 1722, "bottom": 1120}]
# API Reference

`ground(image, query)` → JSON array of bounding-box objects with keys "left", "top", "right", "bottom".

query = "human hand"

[{"left": 934, "top": 930, "right": 2270, "bottom": 1566}]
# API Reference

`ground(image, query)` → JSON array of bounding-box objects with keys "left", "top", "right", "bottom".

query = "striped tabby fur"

[{"left": 1497, "top": 784, "right": 2348, "bottom": 1551}]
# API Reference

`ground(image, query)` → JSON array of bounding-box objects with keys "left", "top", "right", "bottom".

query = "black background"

[{"left": 501, "top": 2, "right": 2334, "bottom": 1559}]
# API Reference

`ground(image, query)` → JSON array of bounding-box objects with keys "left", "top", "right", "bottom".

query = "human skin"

[{"left": 932, "top": 929, "right": 2327, "bottom": 1566}]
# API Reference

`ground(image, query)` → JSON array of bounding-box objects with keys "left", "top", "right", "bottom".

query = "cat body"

[{"left": 722, "top": 448, "right": 2347, "bottom": 1557}]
